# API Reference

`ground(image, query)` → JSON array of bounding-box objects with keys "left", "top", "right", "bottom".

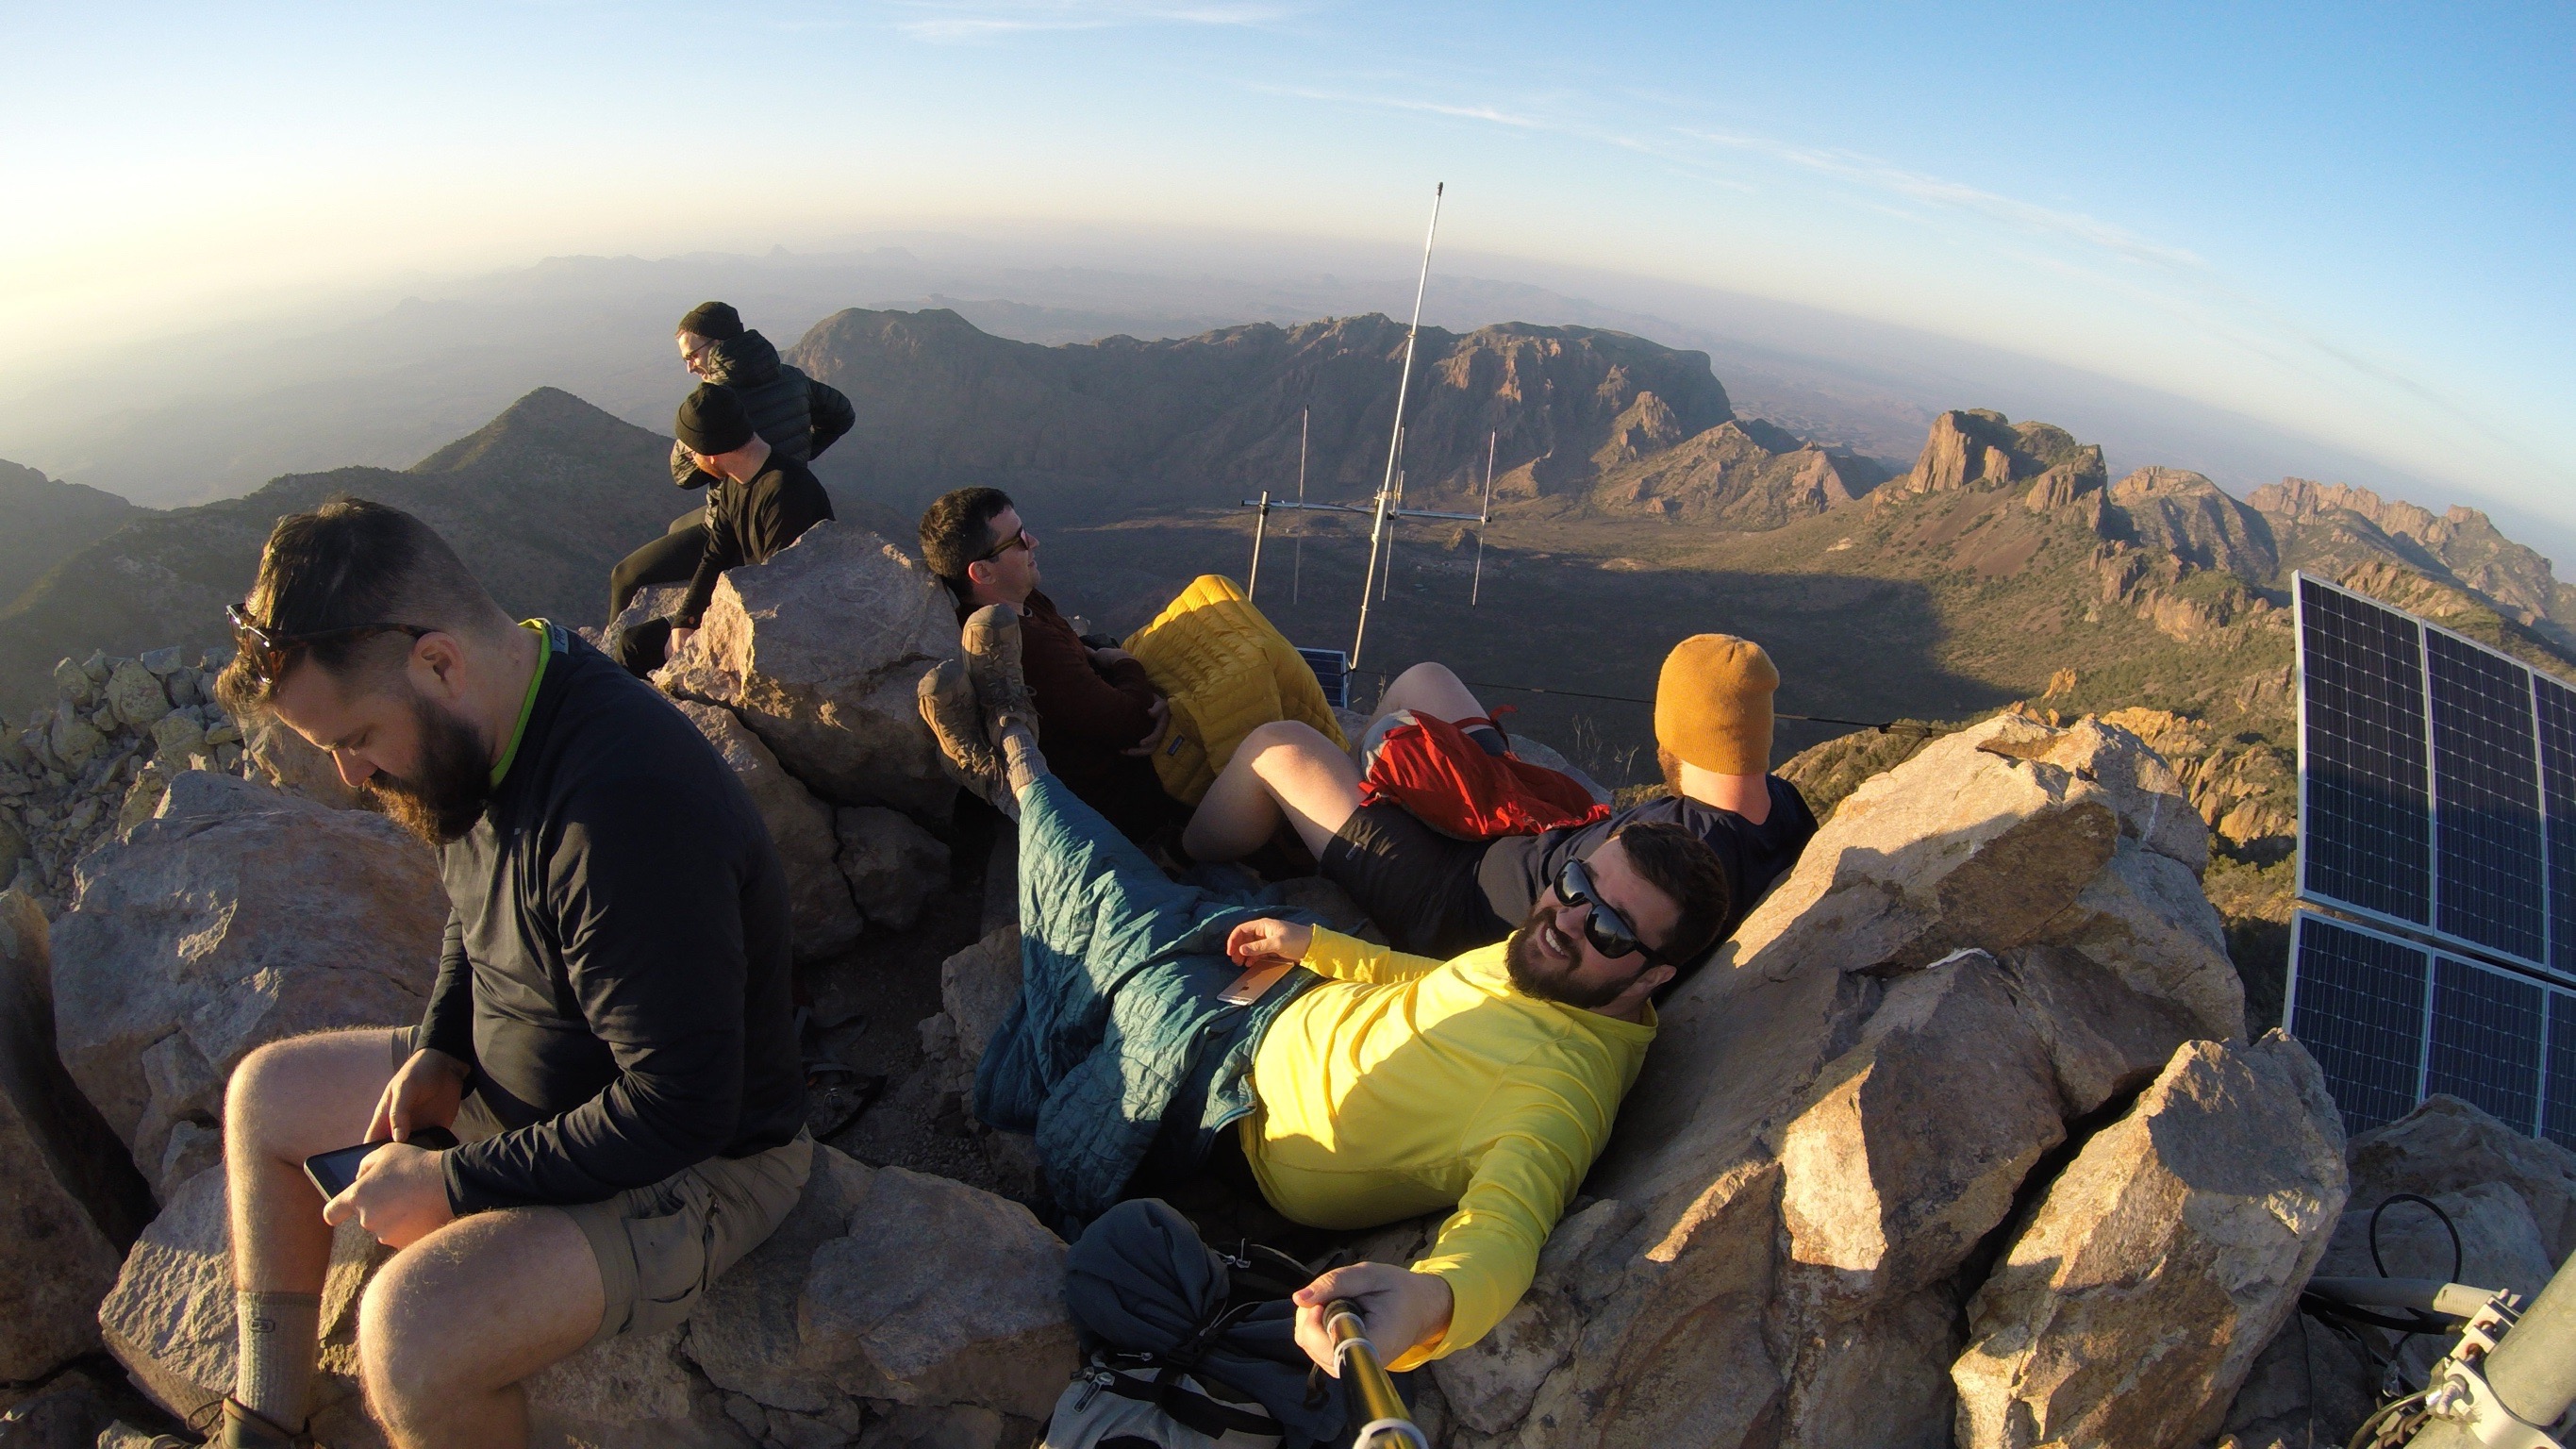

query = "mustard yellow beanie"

[{"left": 1655, "top": 634, "right": 1778, "bottom": 774}]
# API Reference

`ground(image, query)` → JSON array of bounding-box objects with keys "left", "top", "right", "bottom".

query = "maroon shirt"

[{"left": 969, "top": 591, "right": 1175, "bottom": 841}]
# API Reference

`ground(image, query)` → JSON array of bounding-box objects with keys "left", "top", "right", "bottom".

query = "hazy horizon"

[{"left": 5, "top": 3, "right": 2568, "bottom": 559}]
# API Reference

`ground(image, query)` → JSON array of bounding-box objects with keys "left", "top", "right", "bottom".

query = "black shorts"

[{"left": 1319, "top": 803, "right": 1512, "bottom": 958}]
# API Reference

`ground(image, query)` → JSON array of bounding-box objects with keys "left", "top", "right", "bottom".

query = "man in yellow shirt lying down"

[{"left": 940, "top": 611, "right": 1729, "bottom": 1376}]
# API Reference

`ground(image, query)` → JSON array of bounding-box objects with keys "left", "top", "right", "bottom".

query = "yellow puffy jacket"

[{"left": 1122, "top": 575, "right": 1349, "bottom": 805}]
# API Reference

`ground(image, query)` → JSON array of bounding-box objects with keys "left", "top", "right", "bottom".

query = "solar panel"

[
  {"left": 1297, "top": 647, "right": 1352, "bottom": 710},
  {"left": 2288, "top": 913, "right": 2430, "bottom": 1136},
  {"left": 2298, "top": 576, "right": 2434, "bottom": 927},
  {"left": 2425, "top": 954, "right": 2546, "bottom": 1133},
  {"left": 2289, "top": 911, "right": 2576, "bottom": 1141},
  {"left": 2426, "top": 632, "right": 2548, "bottom": 961},
  {"left": 2294, "top": 574, "right": 2573, "bottom": 981},
  {"left": 2534, "top": 673, "right": 2576, "bottom": 980}
]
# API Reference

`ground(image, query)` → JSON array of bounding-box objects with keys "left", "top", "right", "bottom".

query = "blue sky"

[{"left": 6, "top": 2, "right": 2570, "bottom": 523}]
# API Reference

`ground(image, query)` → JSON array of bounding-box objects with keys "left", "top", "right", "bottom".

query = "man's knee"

[
  {"left": 1243, "top": 718, "right": 1333, "bottom": 766},
  {"left": 357, "top": 1244, "right": 475, "bottom": 1408}
]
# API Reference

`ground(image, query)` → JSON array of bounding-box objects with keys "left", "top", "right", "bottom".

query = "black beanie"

[
  {"left": 675, "top": 384, "right": 756, "bottom": 456},
  {"left": 678, "top": 300, "right": 743, "bottom": 341}
]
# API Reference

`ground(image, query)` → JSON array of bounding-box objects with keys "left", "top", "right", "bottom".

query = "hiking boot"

[
  {"left": 919, "top": 657, "right": 1005, "bottom": 785},
  {"left": 958, "top": 605, "right": 1039, "bottom": 747},
  {"left": 144, "top": 1397, "right": 307, "bottom": 1448}
]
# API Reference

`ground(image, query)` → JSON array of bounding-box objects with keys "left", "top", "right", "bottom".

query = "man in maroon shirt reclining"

[{"left": 916, "top": 487, "right": 1176, "bottom": 841}]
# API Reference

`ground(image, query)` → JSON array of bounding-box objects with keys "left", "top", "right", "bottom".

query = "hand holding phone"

[{"left": 305, "top": 1124, "right": 458, "bottom": 1200}]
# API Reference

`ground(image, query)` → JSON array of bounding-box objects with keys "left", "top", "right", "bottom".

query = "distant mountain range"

[
  {"left": 0, "top": 461, "right": 144, "bottom": 612},
  {"left": 0, "top": 390, "right": 680, "bottom": 715}
]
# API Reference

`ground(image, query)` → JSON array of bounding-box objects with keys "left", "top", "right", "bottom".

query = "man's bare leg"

[
  {"left": 224, "top": 1028, "right": 404, "bottom": 1435},
  {"left": 357, "top": 1208, "right": 605, "bottom": 1449},
  {"left": 1182, "top": 720, "right": 1364, "bottom": 862},
  {"left": 1367, "top": 661, "right": 1489, "bottom": 732}
]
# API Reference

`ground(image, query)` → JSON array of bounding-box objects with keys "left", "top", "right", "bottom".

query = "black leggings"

[{"left": 607, "top": 508, "right": 707, "bottom": 624}]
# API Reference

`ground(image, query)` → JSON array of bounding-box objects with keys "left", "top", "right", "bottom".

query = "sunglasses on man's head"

[
  {"left": 1552, "top": 857, "right": 1669, "bottom": 965},
  {"left": 226, "top": 603, "right": 431, "bottom": 687}
]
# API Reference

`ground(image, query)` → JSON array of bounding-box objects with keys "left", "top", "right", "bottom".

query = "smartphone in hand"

[{"left": 304, "top": 1124, "right": 460, "bottom": 1199}]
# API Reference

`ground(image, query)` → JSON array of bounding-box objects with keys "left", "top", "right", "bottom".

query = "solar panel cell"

[
  {"left": 2534, "top": 675, "right": 2576, "bottom": 981},
  {"left": 2550, "top": 1002, "right": 2576, "bottom": 1152},
  {"left": 2426, "top": 633, "right": 2548, "bottom": 962},
  {"left": 2299, "top": 578, "right": 2433, "bottom": 926},
  {"left": 2427, "top": 955, "right": 2547, "bottom": 1134},
  {"left": 2289, "top": 914, "right": 2430, "bottom": 1136}
]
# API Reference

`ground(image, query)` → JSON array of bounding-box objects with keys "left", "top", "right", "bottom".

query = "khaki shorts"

[{"left": 391, "top": 1030, "right": 813, "bottom": 1348}]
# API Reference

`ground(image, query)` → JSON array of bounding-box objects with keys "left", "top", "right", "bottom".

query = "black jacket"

[
  {"left": 668, "top": 329, "right": 856, "bottom": 490},
  {"left": 673, "top": 452, "right": 835, "bottom": 627},
  {"left": 421, "top": 626, "right": 804, "bottom": 1211}
]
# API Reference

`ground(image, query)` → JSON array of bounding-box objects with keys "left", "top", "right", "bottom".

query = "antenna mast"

[
  {"left": 1352, "top": 182, "right": 1443, "bottom": 670},
  {"left": 1471, "top": 429, "right": 1495, "bottom": 605},
  {"left": 1291, "top": 408, "right": 1308, "bottom": 605}
]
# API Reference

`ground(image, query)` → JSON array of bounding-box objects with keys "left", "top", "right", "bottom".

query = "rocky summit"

[{"left": 2, "top": 310, "right": 2572, "bottom": 1446}]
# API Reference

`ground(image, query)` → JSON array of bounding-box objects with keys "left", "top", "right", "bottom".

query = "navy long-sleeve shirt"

[{"left": 418, "top": 626, "right": 804, "bottom": 1211}]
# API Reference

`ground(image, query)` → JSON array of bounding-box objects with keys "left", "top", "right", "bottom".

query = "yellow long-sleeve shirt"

[{"left": 1241, "top": 927, "right": 1654, "bottom": 1368}]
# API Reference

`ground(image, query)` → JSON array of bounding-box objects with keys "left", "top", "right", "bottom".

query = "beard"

[
  {"left": 1504, "top": 901, "right": 1634, "bottom": 1010},
  {"left": 360, "top": 691, "right": 493, "bottom": 845}
]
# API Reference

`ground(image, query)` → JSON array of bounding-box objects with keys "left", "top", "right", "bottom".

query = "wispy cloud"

[
  {"left": 1675, "top": 128, "right": 2205, "bottom": 272},
  {"left": 886, "top": 0, "right": 1297, "bottom": 42},
  {"left": 1247, "top": 82, "right": 1547, "bottom": 130}
]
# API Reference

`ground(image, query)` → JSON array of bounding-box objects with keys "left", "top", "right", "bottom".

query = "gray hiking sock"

[
  {"left": 1001, "top": 724, "right": 1049, "bottom": 796},
  {"left": 235, "top": 1290, "right": 321, "bottom": 1433}
]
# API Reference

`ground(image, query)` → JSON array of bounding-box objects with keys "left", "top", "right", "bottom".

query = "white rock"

[{"left": 672, "top": 699, "right": 862, "bottom": 961}]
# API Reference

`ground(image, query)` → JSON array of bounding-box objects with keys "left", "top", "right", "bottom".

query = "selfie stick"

[{"left": 1324, "top": 1300, "right": 1427, "bottom": 1449}]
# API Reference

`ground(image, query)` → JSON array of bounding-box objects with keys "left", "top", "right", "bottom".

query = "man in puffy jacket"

[{"left": 606, "top": 301, "right": 856, "bottom": 625}]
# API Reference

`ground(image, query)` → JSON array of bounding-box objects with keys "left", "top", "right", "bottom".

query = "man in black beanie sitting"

[
  {"left": 605, "top": 301, "right": 856, "bottom": 628},
  {"left": 612, "top": 383, "right": 835, "bottom": 675}
]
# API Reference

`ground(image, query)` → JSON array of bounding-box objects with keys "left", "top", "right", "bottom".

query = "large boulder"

[
  {"left": 1952, "top": 1034, "right": 2346, "bottom": 1449},
  {"left": 659, "top": 522, "right": 957, "bottom": 819},
  {"left": 240, "top": 712, "right": 367, "bottom": 810},
  {"left": 100, "top": 1147, "right": 1072, "bottom": 1448},
  {"left": 49, "top": 773, "right": 444, "bottom": 1193},
  {"left": 1423, "top": 712, "right": 2260, "bottom": 1448},
  {"left": 673, "top": 699, "right": 863, "bottom": 961},
  {"left": 837, "top": 806, "right": 951, "bottom": 932},
  {"left": 0, "top": 889, "right": 152, "bottom": 1381}
]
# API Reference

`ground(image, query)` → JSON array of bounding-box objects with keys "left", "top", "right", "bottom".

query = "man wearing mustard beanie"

[{"left": 1184, "top": 636, "right": 1820, "bottom": 961}]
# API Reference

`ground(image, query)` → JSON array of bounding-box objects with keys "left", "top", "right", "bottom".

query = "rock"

[
  {"left": 2341, "top": 1093, "right": 2576, "bottom": 1260},
  {"left": 836, "top": 806, "right": 950, "bottom": 932},
  {"left": 1953, "top": 1034, "right": 2347, "bottom": 1449},
  {"left": 52, "top": 659, "right": 93, "bottom": 708},
  {"left": 50, "top": 773, "right": 443, "bottom": 1191},
  {"left": 2207, "top": 1310, "right": 2378, "bottom": 1449},
  {"left": 148, "top": 711, "right": 205, "bottom": 764},
  {"left": 139, "top": 647, "right": 185, "bottom": 676},
  {"left": 659, "top": 523, "right": 957, "bottom": 818},
  {"left": 673, "top": 700, "right": 861, "bottom": 961},
  {"left": 238, "top": 713, "right": 365, "bottom": 810},
  {"left": 103, "top": 661, "right": 172, "bottom": 731},
  {"left": 0, "top": 1366, "right": 123, "bottom": 1448},
  {"left": 0, "top": 881, "right": 151, "bottom": 1382},
  {"left": 47, "top": 709, "right": 103, "bottom": 774},
  {"left": 1777, "top": 952, "right": 2064, "bottom": 1309},
  {"left": 938, "top": 926, "right": 1022, "bottom": 1081},
  {"left": 797, "top": 1166, "right": 1076, "bottom": 1418},
  {"left": 113, "top": 762, "right": 170, "bottom": 838},
  {"left": 0, "top": 814, "right": 22, "bottom": 880},
  {"left": 104, "top": 1146, "right": 1068, "bottom": 1447},
  {"left": 1424, "top": 712, "right": 2260, "bottom": 1448}
]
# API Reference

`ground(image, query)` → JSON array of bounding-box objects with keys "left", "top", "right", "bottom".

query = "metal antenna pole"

[
  {"left": 1471, "top": 429, "right": 1495, "bottom": 606},
  {"left": 1381, "top": 465, "right": 1403, "bottom": 603},
  {"left": 1291, "top": 408, "right": 1308, "bottom": 605},
  {"left": 1248, "top": 491, "right": 1271, "bottom": 597},
  {"left": 1352, "top": 182, "right": 1443, "bottom": 670}
]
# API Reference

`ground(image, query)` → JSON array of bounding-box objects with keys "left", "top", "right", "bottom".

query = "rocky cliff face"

[
  {"left": 785, "top": 308, "right": 1735, "bottom": 509},
  {"left": 2252, "top": 476, "right": 2576, "bottom": 644},
  {"left": 1890, "top": 408, "right": 2105, "bottom": 503}
]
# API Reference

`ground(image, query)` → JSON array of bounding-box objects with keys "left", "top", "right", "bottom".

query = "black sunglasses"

[
  {"left": 226, "top": 603, "right": 431, "bottom": 687},
  {"left": 1552, "top": 857, "right": 1671, "bottom": 965},
  {"left": 978, "top": 525, "right": 1035, "bottom": 564}
]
